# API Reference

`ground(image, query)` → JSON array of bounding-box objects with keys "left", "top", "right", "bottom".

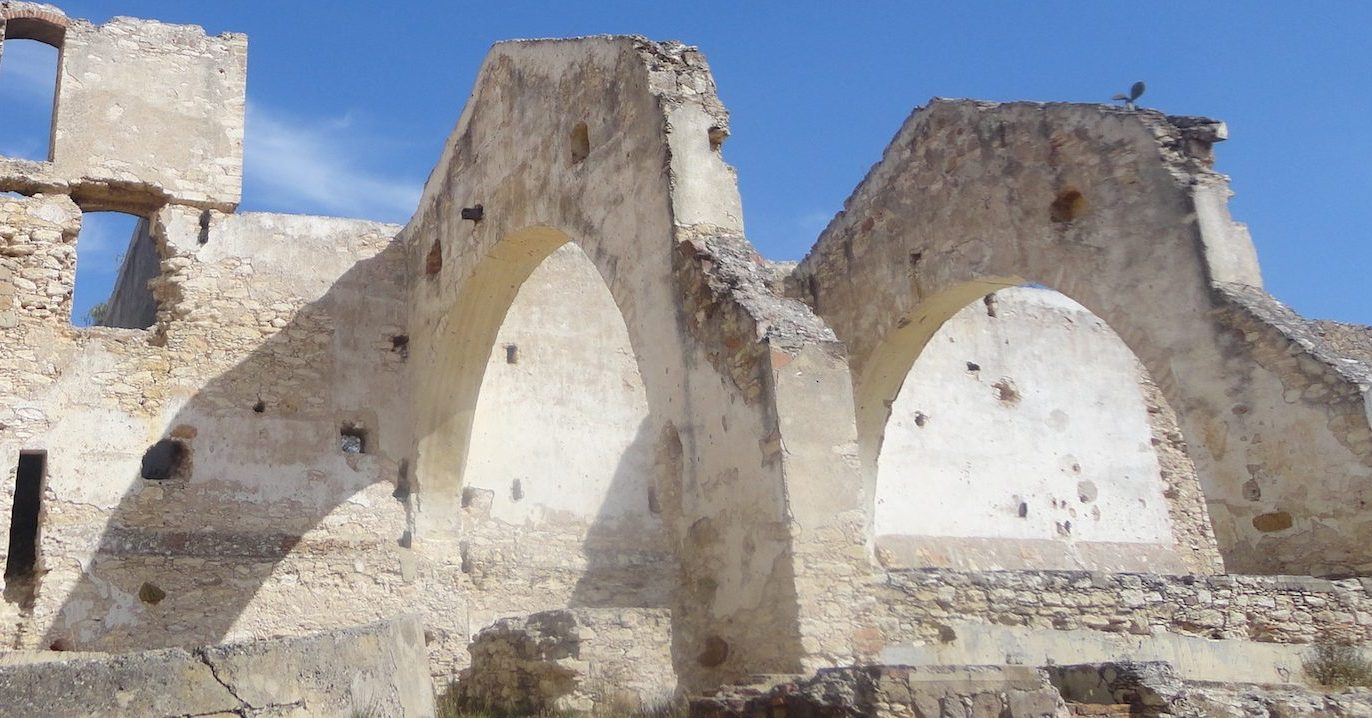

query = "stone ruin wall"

[
  {"left": 0, "top": 616, "right": 434, "bottom": 718},
  {"left": 868, "top": 570, "right": 1372, "bottom": 681},
  {"left": 0, "top": 190, "right": 680, "bottom": 680},
  {"left": 0, "top": 194, "right": 419, "bottom": 649},
  {"left": 3, "top": 2, "right": 1372, "bottom": 713},
  {"left": 0, "top": 2, "right": 245, "bottom": 210},
  {"left": 787, "top": 99, "right": 1372, "bottom": 579}
]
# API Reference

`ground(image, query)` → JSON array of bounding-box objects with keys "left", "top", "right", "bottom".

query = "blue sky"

[{"left": 3, "top": 2, "right": 1369, "bottom": 325}]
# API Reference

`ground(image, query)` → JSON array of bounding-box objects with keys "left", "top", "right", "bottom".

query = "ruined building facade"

[{"left": 2, "top": 3, "right": 1372, "bottom": 715}]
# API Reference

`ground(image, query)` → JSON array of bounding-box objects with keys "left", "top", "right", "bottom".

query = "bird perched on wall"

[{"left": 1112, "top": 81, "right": 1146, "bottom": 110}]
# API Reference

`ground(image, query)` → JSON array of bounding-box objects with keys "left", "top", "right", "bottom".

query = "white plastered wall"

[
  {"left": 464, "top": 242, "right": 655, "bottom": 527},
  {"left": 875, "top": 287, "right": 1182, "bottom": 572}
]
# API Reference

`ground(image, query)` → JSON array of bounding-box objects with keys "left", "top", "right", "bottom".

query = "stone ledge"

[{"left": 0, "top": 615, "right": 433, "bottom": 717}]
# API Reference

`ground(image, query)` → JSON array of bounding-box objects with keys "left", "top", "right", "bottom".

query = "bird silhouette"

[{"left": 1112, "top": 81, "right": 1146, "bottom": 110}]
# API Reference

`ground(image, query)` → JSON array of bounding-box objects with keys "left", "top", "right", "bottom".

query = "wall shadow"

[
  {"left": 39, "top": 235, "right": 414, "bottom": 651},
  {"left": 36, "top": 225, "right": 685, "bottom": 654},
  {"left": 567, "top": 417, "right": 676, "bottom": 609}
]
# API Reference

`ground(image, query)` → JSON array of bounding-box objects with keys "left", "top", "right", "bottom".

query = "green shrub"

[
  {"left": 1303, "top": 635, "right": 1372, "bottom": 688},
  {"left": 435, "top": 678, "right": 471, "bottom": 718}
]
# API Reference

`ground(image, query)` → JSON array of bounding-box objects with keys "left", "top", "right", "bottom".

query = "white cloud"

[{"left": 243, "top": 103, "right": 422, "bottom": 223}]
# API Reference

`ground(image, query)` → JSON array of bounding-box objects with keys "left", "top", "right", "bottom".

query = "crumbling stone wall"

[
  {"left": 402, "top": 36, "right": 848, "bottom": 688},
  {"left": 789, "top": 99, "right": 1372, "bottom": 577},
  {"left": 0, "top": 2, "right": 246, "bottom": 211},
  {"left": 867, "top": 568, "right": 1372, "bottom": 682},
  {"left": 0, "top": 159, "right": 473, "bottom": 677},
  {"left": 697, "top": 660, "right": 1372, "bottom": 718},
  {"left": 0, "top": 615, "right": 434, "bottom": 718},
  {"left": 1209, "top": 283, "right": 1372, "bottom": 575},
  {"left": 0, "top": 193, "right": 80, "bottom": 327},
  {"left": 693, "top": 665, "right": 1067, "bottom": 718},
  {"left": 7, "top": 4, "right": 1372, "bottom": 710},
  {"left": 457, "top": 608, "right": 676, "bottom": 714},
  {"left": 1049, "top": 661, "right": 1372, "bottom": 718}
]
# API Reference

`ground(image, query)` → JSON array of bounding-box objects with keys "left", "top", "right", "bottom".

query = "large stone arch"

[
  {"left": 411, "top": 225, "right": 658, "bottom": 514},
  {"left": 411, "top": 225, "right": 675, "bottom": 619},
  {"left": 791, "top": 100, "right": 1372, "bottom": 576},
  {"left": 401, "top": 37, "right": 852, "bottom": 685}
]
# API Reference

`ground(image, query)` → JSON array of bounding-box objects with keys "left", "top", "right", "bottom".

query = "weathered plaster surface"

[
  {"left": 3, "top": 5, "right": 1372, "bottom": 713},
  {"left": 1, "top": 3, "right": 246, "bottom": 211},
  {"left": 465, "top": 243, "right": 656, "bottom": 528},
  {"left": 0, "top": 615, "right": 434, "bottom": 717},
  {"left": 402, "top": 36, "right": 841, "bottom": 687},
  {"left": 789, "top": 99, "right": 1372, "bottom": 577},
  {"left": 875, "top": 287, "right": 1207, "bottom": 574}
]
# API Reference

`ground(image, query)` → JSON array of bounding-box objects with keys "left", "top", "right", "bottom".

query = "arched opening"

[
  {"left": 868, "top": 285, "right": 1221, "bottom": 574},
  {"left": 73, "top": 210, "right": 157, "bottom": 328},
  {"left": 413, "top": 229, "right": 671, "bottom": 622},
  {"left": 0, "top": 21, "right": 62, "bottom": 162},
  {"left": 464, "top": 242, "right": 654, "bottom": 531}
]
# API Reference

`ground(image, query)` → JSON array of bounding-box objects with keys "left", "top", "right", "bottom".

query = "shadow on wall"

[
  {"left": 32, "top": 219, "right": 683, "bottom": 654},
  {"left": 35, "top": 232, "right": 412, "bottom": 651},
  {"left": 569, "top": 418, "right": 672, "bottom": 608},
  {"left": 455, "top": 241, "right": 678, "bottom": 611}
]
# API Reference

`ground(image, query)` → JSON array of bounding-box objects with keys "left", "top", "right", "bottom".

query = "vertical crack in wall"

[
  {"left": 194, "top": 649, "right": 250, "bottom": 715},
  {"left": 193, "top": 649, "right": 307, "bottom": 716}
]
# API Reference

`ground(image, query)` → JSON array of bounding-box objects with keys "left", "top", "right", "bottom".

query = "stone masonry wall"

[
  {"left": 786, "top": 100, "right": 1372, "bottom": 577},
  {"left": 0, "top": 194, "right": 80, "bottom": 327},
  {"left": 870, "top": 568, "right": 1372, "bottom": 654},
  {"left": 0, "top": 194, "right": 458, "bottom": 671},
  {"left": 457, "top": 608, "right": 677, "bottom": 714},
  {"left": 0, "top": 3, "right": 247, "bottom": 211},
  {"left": 1139, "top": 375, "right": 1226, "bottom": 576},
  {"left": 693, "top": 665, "right": 1067, "bottom": 718},
  {"left": 1210, "top": 283, "right": 1372, "bottom": 576},
  {"left": 7, "top": 4, "right": 1372, "bottom": 707},
  {"left": 0, "top": 191, "right": 684, "bottom": 684}
]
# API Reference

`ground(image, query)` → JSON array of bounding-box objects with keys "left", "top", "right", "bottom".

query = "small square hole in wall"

[
  {"left": 340, "top": 424, "right": 368, "bottom": 454},
  {"left": 141, "top": 440, "right": 189, "bottom": 481},
  {"left": 505, "top": 344, "right": 518, "bottom": 364}
]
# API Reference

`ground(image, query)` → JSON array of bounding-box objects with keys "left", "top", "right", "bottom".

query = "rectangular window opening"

[
  {"left": 6, "top": 451, "right": 46, "bottom": 579},
  {"left": 74, "top": 211, "right": 158, "bottom": 329},
  {"left": 0, "top": 33, "right": 61, "bottom": 163}
]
